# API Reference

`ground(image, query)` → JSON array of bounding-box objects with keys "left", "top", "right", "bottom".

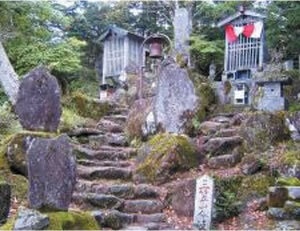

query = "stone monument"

[
  {"left": 193, "top": 175, "right": 214, "bottom": 230},
  {"left": 154, "top": 58, "right": 197, "bottom": 133},
  {"left": 27, "top": 134, "right": 76, "bottom": 210},
  {"left": 15, "top": 66, "right": 61, "bottom": 132}
]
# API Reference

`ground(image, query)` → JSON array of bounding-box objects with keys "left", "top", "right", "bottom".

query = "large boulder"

[
  {"left": 153, "top": 58, "right": 197, "bottom": 133},
  {"left": 239, "top": 112, "right": 289, "bottom": 152},
  {"left": 15, "top": 66, "right": 61, "bottom": 132},
  {"left": 27, "top": 134, "right": 76, "bottom": 210},
  {"left": 136, "top": 133, "right": 198, "bottom": 183},
  {"left": 13, "top": 207, "right": 49, "bottom": 230},
  {"left": 0, "top": 182, "right": 11, "bottom": 224}
]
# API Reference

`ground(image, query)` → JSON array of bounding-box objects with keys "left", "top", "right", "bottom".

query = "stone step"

[
  {"left": 123, "top": 222, "right": 172, "bottom": 230},
  {"left": 121, "top": 199, "right": 165, "bottom": 214},
  {"left": 88, "top": 133, "right": 128, "bottom": 148},
  {"left": 92, "top": 210, "right": 167, "bottom": 230},
  {"left": 77, "top": 159, "right": 133, "bottom": 167},
  {"left": 210, "top": 115, "right": 232, "bottom": 124},
  {"left": 103, "top": 114, "right": 128, "bottom": 125},
  {"left": 97, "top": 119, "right": 124, "bottom": 133},
  {"left": 203, "top": 136, "right": 243, "bottom": 156},
  {"left": 73, "top": 145, "right": 136, "bottom": 161},
  {"left": 92, "top": 210, "right": 134, "bottom": 230},
  {"left": 77, "top": 165, "right": 132, "bottom": 181},
  {"left": 199, "top": 121, "right": 229, "bottom": 136},
  {"left": 215, "top": 128, "right": 239, "bottom": 138},
  {"left": 208, "top": 153, "right": 241, "bottom": 169},
  {"left": 72, "top": 193, "right": 123, "bottom": 209},
  {"left": 75, "top": 180, "right": 160, "bottom": 199},
  {"left": 67, "top": 127, "right": 102, "bottom": 137}
]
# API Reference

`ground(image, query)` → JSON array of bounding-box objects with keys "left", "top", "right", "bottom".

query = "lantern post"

[{"left": 138, "top": 33, "right": 171, "bottom": 99}]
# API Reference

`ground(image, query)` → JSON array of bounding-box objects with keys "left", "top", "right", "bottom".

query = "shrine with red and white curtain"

[{"left": 217, "top": 7, "right": 266, "bottom": 76}]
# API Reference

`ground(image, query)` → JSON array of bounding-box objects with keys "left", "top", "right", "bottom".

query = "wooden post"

[
  {"left": 102, "top": 40, "right": 107, "bottom": 84},
  {"left": 124, "top": 36, "right": 129, "bottom": 70},
  {"left": 259, "top": 25, "right": 264, "bottom": 69}
]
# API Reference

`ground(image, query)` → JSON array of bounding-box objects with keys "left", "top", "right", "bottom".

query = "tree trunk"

[{"left": 0, "top": 41, "right": 20, "bottom": 105}]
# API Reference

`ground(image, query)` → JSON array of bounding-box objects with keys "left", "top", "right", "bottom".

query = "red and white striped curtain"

[{"left": 225, "top": 21, "right": 263, "bottom": 43}]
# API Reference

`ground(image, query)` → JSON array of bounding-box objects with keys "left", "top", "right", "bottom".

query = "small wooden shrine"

[
  {"left": 217, "top": 6, "right": 267, "bottom": 106},
  {"left": 99, "top": 25, "right": 145, "bottom": 85}
]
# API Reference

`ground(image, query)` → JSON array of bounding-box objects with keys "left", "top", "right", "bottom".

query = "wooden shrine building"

[
  {"left": 99, "top": 25, "right": 145, "bottom": 85},
  {"left": 217, "top": 7, "right": 267, "bottom": 105}
]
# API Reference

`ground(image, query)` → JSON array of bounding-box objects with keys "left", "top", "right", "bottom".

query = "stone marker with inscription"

[{"left": 193, "top": 175, "right": 214, "bottom": 230}]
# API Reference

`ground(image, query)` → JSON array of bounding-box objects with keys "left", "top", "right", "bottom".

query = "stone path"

[
  {"left": 198, "top": 113, "right": 245, "bottom": 169},
  {"left": 69, "top": 104, "right": 171, "bottom": 230}
]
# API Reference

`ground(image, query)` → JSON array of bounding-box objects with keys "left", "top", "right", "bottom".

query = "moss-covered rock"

[
  {"left": 239, "top": 112, "right": 289, "bottom": 152},
  {"left": 136, "top": 133, "right": 198, "bottom": 183},
  {"left": 46, "top": 211, "right": 99, "bottom": 230},
  {"left": 277, "top": 177, "right": 300, "bottom": 187},
  {"left": 278, "top": 143, "right": 300, "bottom": 178},
  {"left": 59, "top": 107, "right": 93, "bottom": 133},
  {"left": 238, "top": 174, "right": 276, "bottom": 201},
  {"left": 68, "top": 92, "right": 112, "bottom": 120},
  {"left": 5, "top": 131, "right": 56, "bottom": 177}
]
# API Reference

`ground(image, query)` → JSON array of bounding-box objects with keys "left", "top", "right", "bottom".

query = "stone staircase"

[
  {"left": 69, "top": 104, "right": 171, "bottom": 230},
  {"left": 198, "top": 114, "right": 245, "bottom": 169}
]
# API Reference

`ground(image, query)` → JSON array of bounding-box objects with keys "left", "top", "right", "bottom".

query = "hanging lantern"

[{"left": 146, "top": 34, "right": 166, "bottom": 59}]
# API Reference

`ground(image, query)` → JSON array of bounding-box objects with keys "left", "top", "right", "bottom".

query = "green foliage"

[
  {"left": 266, "top": 2, "right": 300, "bottom": 59},
  {"left": 6, "top": 37, "right": 85, "bottom": 77},
  {"left": 190, "top": 36, "right": 224, "bottom": 76},
  {"left": 214, "top": 176, "right": 243, "bottom": 222}
]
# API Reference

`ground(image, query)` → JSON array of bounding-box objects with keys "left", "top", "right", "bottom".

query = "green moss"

[
  {"left": 69, "top": 92, "right": 112, "bottom": 120},
  {"left": 281, "top": 150, "right": 300, "bottom": 166},
  {"left": 137, "top": 133, "right": 197, "bottom": 182},
  {"left": 0, "top": 216, "right": 15, "bottom": 230},
  {"left": 238, "top": 174, "right": 275, "bottom": 201},
  {"left": 46, "top": 211, "right": 99, "bottom": 230},
  {"left": 277, "top": 177, "right": 300, "bottom": 186},
  {"left": 59, "top": 107, "right": 90, "bottom": 132}
]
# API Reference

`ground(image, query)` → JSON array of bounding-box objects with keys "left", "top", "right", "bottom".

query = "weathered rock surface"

[
  {"left": 208, "top": 153, "right": 241, "bottom": 169},
  {"left": 0, "top": 182, "right": 11, "bottom": 224},
  {"left": 168, "top": 179, "right": 196, "bottom": 217},
  {"left": 121, "top": 200, "right": 164, "bottom": 214},
  {"left": 268, "top": 186, "right": 300, "bottom": 220},
  {"left": 27, "top": 134, "right": 76, "bottom": 210},
  {"left": 203, "top": 136, "right": 242, "bottom": 156},
  {"left": 15, "top": 66, "right": 61, "bottom": 132},
  {"left": 125, "top": 98, "right": 154, "bottom": 139},
  {"left": 239, "top": 112, "right": 288, "bottom": 152},
  {"left": 154, "top": 59, "right": 197, "bottom": 133},
  {"left": 13, "top": 207, "right": 49, "bottom": 230}
]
